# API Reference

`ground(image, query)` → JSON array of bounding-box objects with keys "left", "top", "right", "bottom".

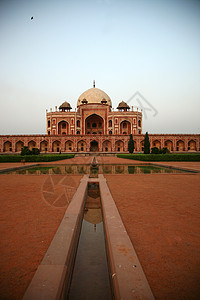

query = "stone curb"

[
  {"left": 99, "top": 174, "right": 155, "bottom": 300},
  {"left": 0, "top": 164, "right": 39, "bottom": 173},
  {"left": 151, "top": 162, "right": 200, "bottom": 173}
]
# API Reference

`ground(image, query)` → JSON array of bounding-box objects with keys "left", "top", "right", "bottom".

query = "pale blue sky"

[{"left": 0, "top": 0, "right": 199, "bottom": 134}]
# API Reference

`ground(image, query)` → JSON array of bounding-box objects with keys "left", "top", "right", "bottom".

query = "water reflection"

[{"left": 8, "top": 164, "right": 187, "bottom": 175}]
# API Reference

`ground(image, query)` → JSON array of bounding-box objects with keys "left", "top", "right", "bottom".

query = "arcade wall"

[{"left": 0, "top": 134, "right": 199, "bottom": 153}]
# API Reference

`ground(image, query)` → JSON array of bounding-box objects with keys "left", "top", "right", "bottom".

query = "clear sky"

[{"left": 0, "top": 0, "right": 199, "bottom": 134}]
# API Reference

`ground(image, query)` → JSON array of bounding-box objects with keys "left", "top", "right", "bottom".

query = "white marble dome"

[{"left": 77, "top": 87, "right": 112, "bottom": 107}]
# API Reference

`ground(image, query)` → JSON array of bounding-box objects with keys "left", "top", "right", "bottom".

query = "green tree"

[
  {"left": 144, "top": 132, "right": 150, "bottom": 154},
  {"left": 128, "top": 134, "right": 135, "bottom": 154}
]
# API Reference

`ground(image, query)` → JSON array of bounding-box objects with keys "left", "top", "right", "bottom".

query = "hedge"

[
  {"left": 0, "top": 154, "right": 75, "bottom": 163},
  {"left": 117, "top": 153, "right": 200, "bottom": 161}
]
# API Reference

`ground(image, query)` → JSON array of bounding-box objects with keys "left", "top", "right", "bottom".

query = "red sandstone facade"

[{"left": 0, "top": 85, "right": 199, "bottom": 153}]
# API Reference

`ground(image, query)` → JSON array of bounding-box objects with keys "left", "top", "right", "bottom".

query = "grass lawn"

[
  {"left": 117, "top": 153, "right": 200, "bottom": 161},
  {"left": 0, "top": 154, "right": 75, "bottom": 162}
]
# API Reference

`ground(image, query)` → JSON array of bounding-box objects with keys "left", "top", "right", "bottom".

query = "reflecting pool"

[{"left": 4, "top": 164, "right": 193, "bottom": 175}]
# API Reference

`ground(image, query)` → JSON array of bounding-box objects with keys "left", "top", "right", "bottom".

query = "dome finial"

[{"left": 93, "top": 80, "right": 95, "bottom": 88}]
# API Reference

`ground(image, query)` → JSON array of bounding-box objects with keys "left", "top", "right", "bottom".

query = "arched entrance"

[
  {"left": 188, "top": 140, "right": 196, "bottom": 151},
  {"left": 152, "top": 140, "right": 161, "bottom": 149},
  {"left": 85, "top": 114, "right": 104, "bottom": 134},
  {"left": 40, "top": 141, "right": 48, "bottom": 152},
  {"left": 52, "top": 140, "right": 61, "bottom": 152},
  {"left": 77, "top": 140, "right": 86, "bottom": 152},
  {"left": 165, "top": 140, "right": 173, "bottom": 151},
  {"left": 102, "top": 140, "right": 111, "bottom": 152},
  {"left": 28, "top": 140, "right": 36, "bottom": 150},
  {"left": 120, "top": 120, "right": 131, "bottom": 134},
  {"left": 15, "top": 141, "right": 24, "bottom": 152},
  {"left": 3, "top": 141, "right": 12, "bottom": 152},
  {"left": 65, "top": 140, "right": 74, "bottom": 151},
  {"left": 58, "top": 121, "right": 69, "bottom": 135},
  {"left": 177, "top": 140, "right": 184, "bottom": 151},
  {"left": 115, "top": 140, "right": 124, "bottom": 152},
  {"left": 90, "top": 140, "right": 98, "bottom": 152}
]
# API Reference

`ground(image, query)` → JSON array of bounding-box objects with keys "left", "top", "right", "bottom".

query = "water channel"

[{"left": 66, "top": 182, "right": 113, "bottom": 300}]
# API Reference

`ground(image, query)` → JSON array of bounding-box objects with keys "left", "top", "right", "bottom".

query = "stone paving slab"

[
  {"left": 99, "top": 175, "right": 154, "bottom": 300},
  {"left": 105, "top": 173, "right": 200, "bottom": 300}
]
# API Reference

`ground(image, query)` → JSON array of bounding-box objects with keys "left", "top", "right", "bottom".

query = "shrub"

[
  {"left": 151, "top": 147, "right": 170, "bottom": 154},
  {"left": 151, "top": 147, "right": 160, "bottom": 154},
  {"left": 161, "top": 147, "right": 170, "bottom": 154},
  {"left": 21, "top": 146, "right": 32, "bottom": 156},
  {"left": 21, "top": 146, "right": 40, "bottom": 156},
  {"left": 32, "top": 148, "right": 40, "bottom": 155}
]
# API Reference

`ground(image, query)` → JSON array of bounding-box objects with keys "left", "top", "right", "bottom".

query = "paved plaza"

[{"left": 0, "top": 156, "right": 200, "bottom": 299}]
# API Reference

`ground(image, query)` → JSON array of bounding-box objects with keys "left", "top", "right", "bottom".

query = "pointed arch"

[
  {"left": 188, "top": 140, "right": 196, "bottom": 151},
  {"left": 3, "top": 141, "right": 12, "bottom": 152},
  {"left": 52, "top": 140, "right": 61, "bottom": 152},
  {"left": 65, "top": 140, "right": 74, "bottom": 151},
  {"left": 58, "top": 120, "right": 69, "bottom": 135},
  {"left": 176, "top": 140, "right": 185, "bottom": 151},
  {"left": 102, "top": 140, "right": 112, "bottom": 152},
  {"left": 77, "top": 140, "right": 86, "bottom": 152},
  {"left": 15, "top": 141, "right": 24, "bottom": 152},
  {"left": 40, "top": 140, "right": 48, "bottom": 152},
  {"left": 152, "top": 140, "right": 161, "bottom": 149},
  {"left": 164, "top": 140, "right": 173, "bottom": 151},
  {"left": 120, "top": 120, "right": 131, "bottom": 134},
  {"left": 28, "top": 140, "right": 36, "bottom": 150},
  {"left": 90, "top": 140, "right": 99, "bottom": 152},
  {"left": 115, "top": 140, "right": 124, "bottom": 152},
  {"left": 85, "top": 114, "right": 104, "bottom": 134}
]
